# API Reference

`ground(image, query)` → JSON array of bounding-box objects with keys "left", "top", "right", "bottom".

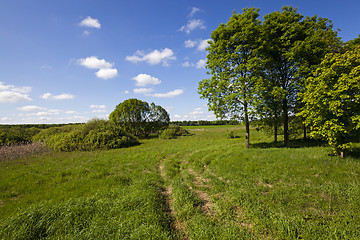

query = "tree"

[
  {"left": 198, "top": 8, "right": 261, "bottom": 148},
  {"left": 299, "top": 46, "right": 360, "bottom": 157},
  {"left": 109, "top": 98, "right": 169, "bottom": 137},
  {"left": 259, "top": 6, "right": 341, "bottom": 146}
]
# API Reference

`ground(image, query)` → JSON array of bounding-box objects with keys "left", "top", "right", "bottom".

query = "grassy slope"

[{"left": 1, "top": 125, "right": 360, "bottom": 239}]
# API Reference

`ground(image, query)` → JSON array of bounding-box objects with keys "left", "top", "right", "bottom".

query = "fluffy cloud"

[
  {"left": 78, "top": 56, "right": 113, "bottom": 69},
  {"left": 126, "top": 48, "right": 176, "bottom": 66},
  {"left": 0, "top": 82, "right": 32, "bottom": 103},
  {"left": 90, "top": 104, "right": 106, "bottom": 109},
  {"left": 185, "top": 39, "right": 197, "bottom": 48},
  {"left": 79, "top": 16, "right": 101, "bottom": 29},
  {"left": 40, "top": 93, "right": 75, "bottom": 100},
  {"left": 196, "top": 58, "right": 207, "bottom": 69},
  {"left": 152, "top": 89, "right": 184, "bottom": 98},
  {"left": 78, "top": 56, "right": 118, "bottom": 80},
  {"left": 17, "top": 105, "right": 45, "bottom": 111},
  {"left": 95, "top": 68, "right": 118, "bottom": 80},
  {"left": 133, "top": 88, "right": 154, "bottom": 94},
  {"left": 184, "top": 39, "right": 210, "bottom": 51},
  {"left": 132, "top": 74, "right": 161, "bottom": 87},
  {"left": 179, "top": 19, "right": 206, "bottom": 34},
  {"left": 197, "top": 39, "right": 210, "bottom": 51}
]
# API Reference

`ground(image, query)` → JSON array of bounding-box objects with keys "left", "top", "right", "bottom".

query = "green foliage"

[
  {"left": 160, "top": 125, "right": 190, "bottom": 139},
  {"left": 299, "top": 47, "right": 360, "bottom": 156},
  {"left": 37, "top": 119, "right": 139, "bottom": 151},
  {"left": 0, "top": 126, "right": 40, "bottom": 144},
  {"left": 109, "top": 98, "right": 170, "bottom": 137}
]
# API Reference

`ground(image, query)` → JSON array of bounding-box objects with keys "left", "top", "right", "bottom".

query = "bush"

[
  {"left": 160, "top": 125, "right": 190, "bottom": 139},
  {"left": 35, "top": 119, "right": 139, "bottom": 152}
]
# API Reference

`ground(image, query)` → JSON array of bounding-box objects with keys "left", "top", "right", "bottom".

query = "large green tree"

[
  {"left": 299, "top": 46, "right": 360, "bottom": 157},
  {"left": 198, "top": 8, "right": 261, "bottom": 148},
  {"left": 259, "top": 6, "right": 340, "bottom": 146},
  {"left": 109, "top": 98, "right": 169, "bottom": 137}
]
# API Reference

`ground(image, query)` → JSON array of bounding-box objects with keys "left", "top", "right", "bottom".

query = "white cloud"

[
  {"left": 184, "top": 39, "right": 210, "bottom": 51},
  {"left": 197, "top": 39, "right": 210, "bottom": 51},
  {"left": 95, "top": 68, "right": 118, "bottom": 80},
  {"left": 132, "top": 74, "right": 161, "bottom": 87},
  {"left": 190, "top": 107, "right": 204, "bottom": 115},
  {"left": 152, "top": 89, "right": 184, "bottom": 98},
  {"left": 90, "top": 105, "right": 106, "bottom": 109},
  {"left": 92, "top": 109, "right": 106, "bottom": 113},
  {"left": 189, "top": 7, "right": 201, "bottom": 17},
  {"left": 40, "top": 93, "right": 75, "bottom": 100},
  {"left": 125, "top": 48, "right": 176, "bottom": 66},
  {"left": 179, "top": 19, "right": 206, "bottom": 34},
  {"left": 182, "top": 61, "right": 192, "bottom": 67},
  {"left": 79, "top": 16, "right": 101, "bottom": 29},
  {"left": 124, "top": 90, "right": 129, "bottom": 94},
  {"left": 78, "top": 56, "right": 113, "bottom": 69},
  {"left": 0, "top": 82, "right": 32, "bottom": 103},
  {"left": 78, "top": 56, "right": 118, "bottom": 80},
  {"left": 17, "top": 105, "right": 45, "bottom": 111},
  {"left": 185, "top": 39, "right": 197, "bottom": 48},
  {"left": 133, "top": 88, "right": 154, "bottom": 94},
  {"left": 196, "top": 58, "right": 207, "bottom": 69},
  {"left": 65, "top": 110, "right": 76, "bottom": 114}
]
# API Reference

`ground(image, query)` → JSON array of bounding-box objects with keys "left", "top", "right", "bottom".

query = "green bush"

[
  {"left": 35, "top": 119, "right": 139, "bottom": 152},
  {"left": 160, "top": 125, "right": 190, "bottom": 139}
]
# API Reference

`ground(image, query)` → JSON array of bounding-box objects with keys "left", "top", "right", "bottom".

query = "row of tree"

[{"left": 199, "top": 6, "right": 359, "bottom": 156}]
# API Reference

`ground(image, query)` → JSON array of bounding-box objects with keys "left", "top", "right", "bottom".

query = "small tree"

[
  {"left": 299, "top": 46, "right": 360, "bottom": 157},
  {"left": 198, "top": 8, "right": 261, "bottom": 149},
  {"left": 109, "top": 98, "right": 169, "bottom": 137}
]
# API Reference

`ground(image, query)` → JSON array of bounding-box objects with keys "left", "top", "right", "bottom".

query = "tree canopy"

[
  {"left": 109, "top": 98, "right": 170, "bottom": 137},
  {"left": 299, "top": 46, "right": 360, "bottom": 157}
]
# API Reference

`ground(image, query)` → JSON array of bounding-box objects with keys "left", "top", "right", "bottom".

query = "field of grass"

[{"left": 1, "top": 125, "right": 360, "bottom": 239}]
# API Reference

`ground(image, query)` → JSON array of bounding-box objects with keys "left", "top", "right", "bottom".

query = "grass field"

[{"left": 1, "top": 125, "right": 360, "bottom": 239}]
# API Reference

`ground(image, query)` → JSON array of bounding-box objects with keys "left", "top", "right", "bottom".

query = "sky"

[{"left": 1, "top": 0, "right": 359, "bottom": 124}]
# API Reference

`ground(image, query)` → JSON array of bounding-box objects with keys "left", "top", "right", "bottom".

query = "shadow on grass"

[
  {"left": 347, "top": 147, "right": 360, "bottom": 159},
  {"left": 251, "top": 138, "right": 327, "bottom": 149}
]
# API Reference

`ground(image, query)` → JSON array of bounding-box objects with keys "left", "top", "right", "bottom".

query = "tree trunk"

[
  {"left": 303, "top": 124, "right": 307, "bottom": 140},
  {"left": 244, "top": 101, "right": 250, "bottom": 149},
  {"left": 340, "top": 149, "right": 344, "bottom": 158},
  {"left": 274, "top": 125, "right": 278, "bottom": 143},
  {"left": 283, "top": 98, "right": 289, "bottom": 146}
]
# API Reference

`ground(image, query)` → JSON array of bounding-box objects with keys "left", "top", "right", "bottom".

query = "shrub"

[
  {"left": 35, "top": 119, "right": 139, "bottom": 152},
  {"left": 160, "top": 125, "right": 190, "bottom": 139}
]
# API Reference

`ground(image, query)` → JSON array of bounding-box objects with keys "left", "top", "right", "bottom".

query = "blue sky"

[{"left": 1, "top": 0, "right": 359, "bottom": 124}]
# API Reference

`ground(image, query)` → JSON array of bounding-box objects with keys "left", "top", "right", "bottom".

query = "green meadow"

[{"left": 1, "top": 125, "right": 360, "bottom": 239}]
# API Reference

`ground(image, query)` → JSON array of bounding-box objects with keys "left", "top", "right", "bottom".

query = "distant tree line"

[
  {"left": 199, "top": 6, "right": 360, "bottom": 156},
  {"left": 171, "top": 120, "right": 239, "bottom": 126}
]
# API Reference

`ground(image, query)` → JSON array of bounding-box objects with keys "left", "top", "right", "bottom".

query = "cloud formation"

[
  {"left": 152, "top": 89, "right": 184, "bottom": 98},
  {"left": 40, "top": 93, "right": 75, "bottom": 100},
  {"left": 95, "top": 68, "right": 118, "bottom": 80},
  {"left": 79, "top": 16, "right": 101, "bottom": 29},
  {"left": 184, "top": 39, "right": 210, "bottom": 51},
  {"left": 196, "top": 58, "right": 206, "bottom": 69},
  {"left": 0, "top": 82, "right": 32, "bottom": 103},
  {"left": 132, "top": 74, "right": 161, "bottom": 87},
  {"left": 78, "top": 56, "right": 113, "bottom": 69},
  {"left": 90, "top": 104, "right": 106, "bottom": 109},
  {"left": 133, "top": 88, "right": 154, "bottom": 94},
  {"left": 179, "top": 19, "right": 206, "bottom": 34},
  {"left": 78, "top": 56, "right": 118, "bottom": 80},
  {"left": 126, "top": 48, "right": 176, "bottom": 66},
  {"left": 189, "top": 7, "right": 201, "bottom": 17},
  {"left": 17, "top": 105, "right": 45, "bottom": 111}
]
